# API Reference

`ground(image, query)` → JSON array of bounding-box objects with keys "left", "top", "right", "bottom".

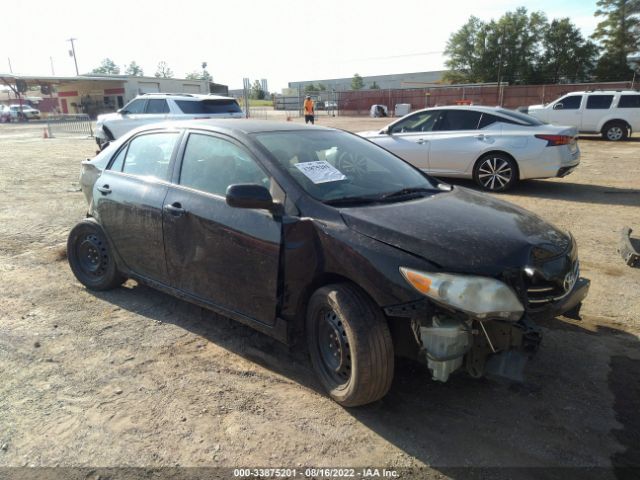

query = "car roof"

[
  {"left": 137, "top": 93, "right": 237, "bottom": 101},
  {"left": 130, "top": 119, "right": 334, "bottom": 136},
  {"left": 565, "top": 90, "right": 640, "bottom": 95}
]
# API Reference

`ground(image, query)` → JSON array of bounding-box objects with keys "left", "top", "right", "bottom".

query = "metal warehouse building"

[{"left": 287, "top": 70, "right": 446, "bottom": 92}]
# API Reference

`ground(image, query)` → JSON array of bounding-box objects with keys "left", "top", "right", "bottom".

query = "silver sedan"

[{"left": 359, "top": 106, "right": 580, "bottom": 191}]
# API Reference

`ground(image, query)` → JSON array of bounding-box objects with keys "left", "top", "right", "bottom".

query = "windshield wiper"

[
  {"left": 380, "top": 187, "right": 436, "bottom": 200},
  {"left": 324, "top": 195, "right": 381, "bottom": 206}
]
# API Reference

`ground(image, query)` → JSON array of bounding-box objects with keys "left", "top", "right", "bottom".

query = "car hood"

[
  {"left": 97, "top": 112, "right": 121, "bottom": 123},
  {"left": 340, "top": 187, "right": 570, "bottom": 276}
]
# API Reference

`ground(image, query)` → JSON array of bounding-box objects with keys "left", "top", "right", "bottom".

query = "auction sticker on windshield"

[{"left": 294, "top": 161, "right": 347, "bottom": 184}]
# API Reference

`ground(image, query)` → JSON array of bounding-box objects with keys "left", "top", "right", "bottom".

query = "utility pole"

[
  {"left": 67, "top": 38, "right": 79, "bottom": 75},
  {"left": 50, "top": 56, "right": 55, "bottom": 76},
  {"left": 496, "top": 26, "right": 506, "bottom": 106},
  {"left": 8, "top": 57, "right": 13, "bottom": 73}
]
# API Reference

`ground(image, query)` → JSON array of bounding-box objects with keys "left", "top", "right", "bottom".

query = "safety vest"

[{"left": 304, "top": 99, "right": 314, "bottom": 115}]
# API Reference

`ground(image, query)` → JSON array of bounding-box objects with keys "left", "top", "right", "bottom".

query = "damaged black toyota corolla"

[{"left": 69, "top": 120, "right": 589, "bottom": 407}]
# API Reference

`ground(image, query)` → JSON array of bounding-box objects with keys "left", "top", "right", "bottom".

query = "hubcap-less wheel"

[
  {"left": 607, "top": 126, "right": 624, "bottom": 141},
  {"left": 68, "top": 220, "right": 124, "bottom": 291},
  {"left": 477, "top": 157, "right": 513, "bottom": 191},
  {"left": 318, "top": 310, "right": 351, "bottom": 383},
  {"left": 77, "top": 234, "right": 109, "bottom": 278}
]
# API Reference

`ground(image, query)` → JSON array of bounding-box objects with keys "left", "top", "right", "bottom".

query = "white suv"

[
  {"left": 95, "top": 93, "right": 244, "bottom": 147},
  {"left": 526, "top": 90, "right": 640, "bottom": 141}
]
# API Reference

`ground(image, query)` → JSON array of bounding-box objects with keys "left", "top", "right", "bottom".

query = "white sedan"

[{"left": 358, "top": 106, "right": 580, "bottom": 191}]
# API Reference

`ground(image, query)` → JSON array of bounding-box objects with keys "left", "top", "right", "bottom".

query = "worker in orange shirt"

[{"left": 303, "top": 95, "right": 315, "bottom": 125}]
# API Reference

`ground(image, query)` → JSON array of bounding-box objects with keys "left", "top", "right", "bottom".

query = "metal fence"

[
  {"left": 46, "top": 114, "right": 93, "bottom": 137},
  {"left": 334, "top": 81, "right": 635, "bottom": 115}
]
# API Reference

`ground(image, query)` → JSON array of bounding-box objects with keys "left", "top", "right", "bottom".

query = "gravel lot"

[{"left": 0, "top": 119, "right": 639, "bottom": 479}]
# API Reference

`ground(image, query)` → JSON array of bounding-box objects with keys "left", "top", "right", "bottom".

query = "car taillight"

[{"left": 535, "top": 134, "right": 573, "bottom": 146}]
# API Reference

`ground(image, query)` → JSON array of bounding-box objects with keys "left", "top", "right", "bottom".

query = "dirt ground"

[{"left": 1, "top": 118, "right": 639, "bottom": 479}]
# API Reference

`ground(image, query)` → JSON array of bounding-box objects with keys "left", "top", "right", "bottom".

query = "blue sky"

[{"left": 1, "top": 0, "right": 599, "bottom": 91}]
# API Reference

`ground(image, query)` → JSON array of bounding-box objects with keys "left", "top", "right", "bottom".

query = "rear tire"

[
  {"left": 306, "top": 283, "right": 394, "bottom": 407},
  {"left": 473, "top": 153, "right": 518, "bottom": 192},
  {"left": 602, "top": 121, "right": 628, "bottom": 141},
  {"left": 67, "top": 219, "right": 124, "bottom": 291}
]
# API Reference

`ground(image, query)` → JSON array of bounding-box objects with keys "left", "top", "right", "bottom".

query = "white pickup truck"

[{"left": 525, "top": 90, "right": 640, "bottom": 141}]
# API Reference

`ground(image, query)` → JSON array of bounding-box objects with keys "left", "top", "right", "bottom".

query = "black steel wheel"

[
  {"left": 67, "top": 219, "right": 124, "bottom": 291},
  {"left": 306, "top": 283, "right": 394, "bottom": 407},
  {"left": 473, "top": 153, "right": 518, "bottom": 192}
]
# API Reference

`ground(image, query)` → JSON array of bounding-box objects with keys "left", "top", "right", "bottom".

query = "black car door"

[
  {"left": 163, "top": 131, "right": 282, "bottom": 325},
  {"left": 92, "top": 130, "right": 182, "bottom": 284}
]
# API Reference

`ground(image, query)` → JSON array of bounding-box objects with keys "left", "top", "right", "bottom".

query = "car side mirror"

[
  {"left": 226, "top": 184, "right": 276, "bottom": 211},
  {"left": 382, "top": 127, "right": 391, "bottom": 135},
  {"left": 118, "top": 109, "right": 129, "bottom": 115},
  {"left": 553, "top": 103, "right": 563, "bottom": 110}
]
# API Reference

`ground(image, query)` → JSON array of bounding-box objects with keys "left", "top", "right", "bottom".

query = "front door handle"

[
  {"left": 164, "top": 202, "right": 186, "bottom": 216},
  {"left": 416, "top": 138, "right": 428, "bottom": 145},
  {"left": 97, "top": 184, "right": 112, "bottom": 194},
  {"left": 475, "top": 134, "right": 486, "bottom": 140}
]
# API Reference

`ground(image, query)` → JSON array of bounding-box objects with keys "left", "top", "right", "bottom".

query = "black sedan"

[{"left": 69, "top": 120, "right": 589, "bottom": 406}]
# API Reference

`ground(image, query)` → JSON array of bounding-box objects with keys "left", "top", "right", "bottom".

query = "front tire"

[
  {"left": 473, "top": 153, "right": 518, "bottom": 192},
  {"left": 67, "top": 219, "right": 124, "bottom": 291},
  {"left": 306, "top": 283, "right": 394, "bottom": 407},
  {"left": 602, "top": 121, "right": 628, "bottom": 141}
]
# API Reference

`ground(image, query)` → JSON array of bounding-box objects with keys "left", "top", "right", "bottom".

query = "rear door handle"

[
  {"left": 97, "top": 184, "right": 112, "bottom": 194},
  {"left": 475, "top": 134, "right": 486, "bottom": 140},
  {"left": 416, "top": 138, "right": 428, "bottom": 144},
  {"left": 164, "top": 202, "right": 186, "bottom": 216}
]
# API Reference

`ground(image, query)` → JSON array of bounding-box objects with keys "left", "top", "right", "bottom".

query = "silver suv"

[
  {"left": 526, "top": 90, "right": 640, "bottom": 141},
  {"left": 95, "top": 93, "right": 244, "bottom": 147}
]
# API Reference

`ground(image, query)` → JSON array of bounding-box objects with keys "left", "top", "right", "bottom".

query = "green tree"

[
  {"left": 540, "top": 19, "right": 598, "bottom": 83},
  {"left": 351, "top": 73, "right": 364, "bottom": 90},
  {"left": 316, "top": 83, "right": 327, "bottom": 91},
  {"left": 591, "top": 0, "right": 640, "bottom": 81},
  {"left": 125, "top": 61, "right": 144, "bottom": 76},
  {"left": 91, "top": 58, "right": 120, "bottom": 75},
  {"left": 154, "top": 61, "right": 174, "bottom": 78},
  {"left": 370, "top": 81, "right": 380, "bottom": 89},
  {"left": 304, "top": 83, "right": 318, "bottom": 93},
  {"left": 251, "top": 80, "right": 266, "bottom": 99},
  {"left": 444, "top": 9, "right": 548, "bottom": 84}
]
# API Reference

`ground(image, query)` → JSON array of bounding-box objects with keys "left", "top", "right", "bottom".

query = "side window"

[
  {"left": 437, "top": 110, "right": 482, "bottom": 131},
  {"left": 586, "top": 95, "right": 613, "bottom": 109},
  {"left": 618, "top": 95, "right": 640, "bottom": 108},
  {"left": 121, "top": 133, "right": 179, "bottom": 180},
  {"left": 109, "top": 146, "right": 128, "bottom": 172},
  {"left": 123, "top": 99, "right": 146, "bottom": 114},
  {"left": 179, "top": 133, "right": 270, "bottom": 196},
  {"left": 146, "top": 99, "right": 170, "bottom": 114},
  {"left": 390, "top": 110, "right": 441, "bottom": 133},
  {"left": 479, "top": 113, "right": 502, "bottom": 129},
  {"left": 556, "top": 96, "right": 582, "bottom": 110}
]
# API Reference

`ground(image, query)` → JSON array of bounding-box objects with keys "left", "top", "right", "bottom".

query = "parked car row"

[
  {"left": 68, "top": 117, "right": 590, "bottom": 407},
  {"left": 0, "top": 104, "right": 41, "bottom": 122}
]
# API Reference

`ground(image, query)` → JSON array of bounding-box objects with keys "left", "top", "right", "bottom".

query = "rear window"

[
  {"left": 586, "top": 95, "right": 613, "bottom": 109},
  {"left": 618, "top": 95, "right": 640, "bottom": 108},
  {"left": 494, "top": 108, "right": 545, "bottom": 125},
  {"left": 175, "top": 99, "right": 242, "bottom": 114}
]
